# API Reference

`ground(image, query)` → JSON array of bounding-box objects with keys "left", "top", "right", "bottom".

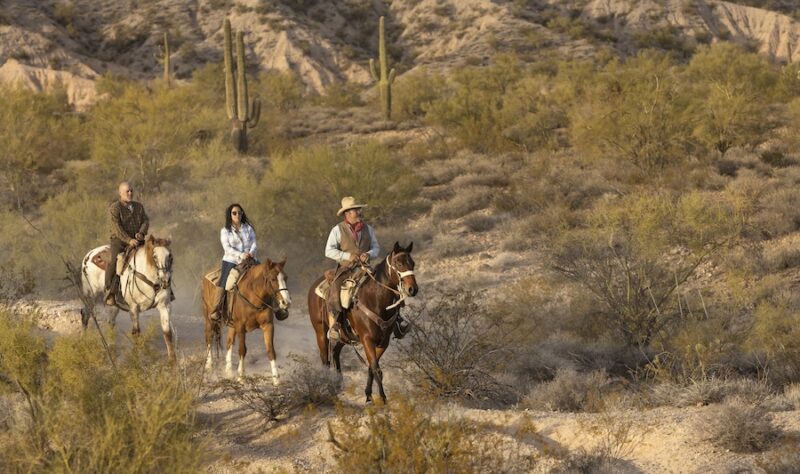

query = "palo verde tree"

[
  {"left": 370, "top": 16, "right": 396, "bottom": 121},
  {"left": 223, "top": 19, "right": 261, "bottom": 153}
]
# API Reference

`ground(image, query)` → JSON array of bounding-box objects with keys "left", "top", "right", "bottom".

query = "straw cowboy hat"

[{"left": 337, "top": 196, "right": 367, "bottom": 216}]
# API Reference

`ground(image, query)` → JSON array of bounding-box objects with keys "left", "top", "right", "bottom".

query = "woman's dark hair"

[{"left": 224, "top": 203, "right": 254, "bottom": 231}]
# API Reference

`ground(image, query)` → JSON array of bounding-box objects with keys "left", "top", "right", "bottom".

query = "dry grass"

[
  {"left": 431, "top": 185, "right": 495, "bottom": 220},
  {"left": 213, "top": 357, "right": 341, "bottom": 427},
  {"left": 695, "top": 398, "right": 780, "bottom": 453},
  {"left": 523, "top": 369, "right": 611, "bottom": 413},
  {"left": 648, "top": 377, "right": 779, "bottom": 408}
]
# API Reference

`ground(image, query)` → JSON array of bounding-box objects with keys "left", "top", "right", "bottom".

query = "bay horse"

[
  {"left": 201, "top": 259, "right": 291, "bottom": 384},
  {"left": 81, "top": 235, "right": 176, "bottom": 360},
  {"left": 308, "top": 242, "right": 418, "bottom": 403}
]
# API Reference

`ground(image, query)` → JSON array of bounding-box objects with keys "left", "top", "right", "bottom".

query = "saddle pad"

[
  {"left": 91, "top": 250, "right": 110, "bottom": 271},
  {"left": 315, "top": 279, "right": 329, "bottom": 300},
  {"left": 205, "top": 269, "right": 221, "bottom": 285}
]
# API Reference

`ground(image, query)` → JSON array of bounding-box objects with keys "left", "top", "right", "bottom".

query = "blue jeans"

[{"left": 218, "top": 261, "right": 236, "bottom": 288}]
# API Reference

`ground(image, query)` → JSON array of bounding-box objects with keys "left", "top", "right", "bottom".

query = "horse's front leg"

[
  {"left": 225, "top": 327, "right": 235, "bottom": 377},
  {"left": 374, "top": 346, "right": 387, "bottom": 403},
  {"left": 129, "top": 306, "right": 140, "bottom": 337},
  {"left": 261, "top": 322, "right": 278, "bottom": 386},
  {"left": 237, "top": 328, "right": 247, "bottom": 380},
  {"left": 362, "top": 339, "right": 379, "bottom": 404},
  {"left": 157, "top": 302, "right": 176, "bottom": 362}
]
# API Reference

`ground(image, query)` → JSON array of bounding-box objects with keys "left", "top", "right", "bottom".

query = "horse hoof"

[{"left": 271, "top": 377, "right": 279, "bottom": 387}]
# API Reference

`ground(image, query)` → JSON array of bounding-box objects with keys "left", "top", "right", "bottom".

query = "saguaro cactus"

[
  {"left": 223, "top": 19, "right": 261, "bottom": 153},
  {"left": 155, "top": 32, "right": 171, "bottom": 86},
  {"left": 369, "top": 16, "right": 396, "bottom": 121}
]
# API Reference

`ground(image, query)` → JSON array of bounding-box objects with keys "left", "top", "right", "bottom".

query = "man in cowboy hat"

[{"left": 324, "top": 196, "right": 409, "bottom": 341}]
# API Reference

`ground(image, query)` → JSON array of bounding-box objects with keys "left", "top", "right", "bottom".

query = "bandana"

[{"left": 346, "top": 220, "right": 364, "bottom": 241}]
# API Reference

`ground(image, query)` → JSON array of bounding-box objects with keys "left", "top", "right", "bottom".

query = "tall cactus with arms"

[
  {"left": 154, "top": 32, "right": 171, "bottom": 86},
  {"left": 224, "top": 19, "right": 261, "bottom": 153},
  {"left": 369, "top": 16, "right": 396, "bottom": 121}
]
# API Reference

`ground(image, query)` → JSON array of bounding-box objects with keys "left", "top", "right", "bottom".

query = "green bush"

[
  {"left": 685, "top": 43, "right": 779, "bottom": 157},
  {"left": 569, "top": 51, "right": 691, "bottom": 174},
  {"left": 328, "top": 398, "right": 536, "bottom": 472},
  {"left": 391, "top": 67, "right": 445, "bottom": 121},
  {"left": 0, "top": 310, "right": 210, "bottom": 472},
  {"left": 0, "top": 85, "right": 88, "bottom": 210}
]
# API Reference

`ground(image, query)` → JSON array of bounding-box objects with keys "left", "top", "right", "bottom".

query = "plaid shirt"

[{"left": 108, "top": 200, "right": 149, "bottom": 242}]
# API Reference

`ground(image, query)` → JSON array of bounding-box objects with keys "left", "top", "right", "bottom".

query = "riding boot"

[
  {"left": 393, "top": 315, "right": 410, "bottom": 339},
  {"left": 104, "top": 275, "right": 119, "bottom": 306},
  {"left": 327, "top": 310, "right": 342, "bottom": 341},
  {"left": 209, "top": 286, "right": 225, "bottom": 321}
]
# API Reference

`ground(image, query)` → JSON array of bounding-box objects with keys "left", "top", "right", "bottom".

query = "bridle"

[
  {"left": 234, "top": 267, "right": 291, "bottom": 313},
  {"left": 362, "top": 252, "right": 416, "bottom": 310}
]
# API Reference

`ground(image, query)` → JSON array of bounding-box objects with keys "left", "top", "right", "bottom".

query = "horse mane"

[
  {"left": 373, "top": 254, "right": 392, "bottom": 286},
  {"left": 144, "top": 236, "right": 171, "bottom": 269}
]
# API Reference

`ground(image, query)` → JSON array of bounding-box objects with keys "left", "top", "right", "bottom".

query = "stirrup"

[{"left": 327, "top": 323, "right": 341, "bottom": 341}]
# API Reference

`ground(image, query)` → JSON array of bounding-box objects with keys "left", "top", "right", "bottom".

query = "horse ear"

[
  {"left": 393, "top": 241, "right": 401, "bottom": 253},
  {"left": 406, "top": 242, "right": 413, "bottom": 253},
  {"left": 278, "top": 257, "right": 287, "bottom": 269},
  {"left": 147, "top": 235, "right": 154, "bottom": 243},
  {"left": 265, "top": 258, "right": 273, "bottom": 268}
]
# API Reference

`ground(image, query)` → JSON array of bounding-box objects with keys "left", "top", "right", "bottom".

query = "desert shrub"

[
  {"left": 0, "top": 85, "right": 88, "bottom": 210},
  {"left": 0, "top": 263, "right": 36, "bottom": 303},
  {"left": 747, "top": 300, "right": 800, "bottom": 384},
  {"left": 462, "top": 213, "right": 499, "bottom": 232},
  {"left": 695, "top": 398, "right": 779, "bottom": 453},
  {"left": 396, "top": 292, "right": 515, "bottom": 404},
  {"left": 0, "top": 311, "right": 209, "bottom": 472},
  {"left": 431, "top": 185, "right": 495, "bottom": 220},
  {"left": 499, "top": 74, "right": 570, "bottom": 151},
  {"left": 550, "top": 191, "right": 739, "bottom": 348},
  {"left": 314, "top": 82, "right": 365, "bottom": 108},
  {"left": 391, "top": 67, "right": 446, "bottom": 121},
  {"left": 214, "top": 357, "right": 340, "bottom": 426},
  {"left": 524, "top": 369, "right": 610, "bottom": 412},
  {"left": 648, "top": 377, "right": 779, "bottom": 408},
  {"left": 784, "top": 383, "right": 800, "bottom": 409},
  {"left": 429, "top": 235, "right": 481, "bottom": 259},
  {"left": 758, "top": 439, "right": 800, "bottom": 474},
  {"left": 327, "top": 398, "right": 536, "bottom": 473},
  {"left": 88, "top": 81, "right": 221, "bottom": 194},
  {"left": 569, "top": 51, "right": 691, "bottom": 174},
  {"left": 684, "top": 43, "right": 779, "bottom": 157},
  {"left": 253, "top": 70, "right": 304, "bottom": 112},
  {"left": 425, "top": 54, "right": 523, "bottom": 152}
]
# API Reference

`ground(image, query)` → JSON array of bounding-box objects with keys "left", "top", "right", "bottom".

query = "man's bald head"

[{"left": 118, "top": 182, "right": 134, "bottom": 203}]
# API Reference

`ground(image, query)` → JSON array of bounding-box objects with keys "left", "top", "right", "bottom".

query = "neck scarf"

[{"left": 346, "top": 220, "right": 364, "bottom": 241}]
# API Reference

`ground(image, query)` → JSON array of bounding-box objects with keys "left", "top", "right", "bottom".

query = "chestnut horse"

[
  {"left": 308, "top": 242, "right": 418, "bottom": 403},
  {"left": 201, "top": 259, "right": 291, "bottom": 384}
]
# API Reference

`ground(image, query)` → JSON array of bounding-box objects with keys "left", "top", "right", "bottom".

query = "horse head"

[
  {"left": 264, "top": 258, "right": 291, "bottom": 312},
  {"left": 388, "top": 241, "right": 417, "bottom": 297},
  {"left": 146, "top": 235, "right": 173, "bottom": 290}
]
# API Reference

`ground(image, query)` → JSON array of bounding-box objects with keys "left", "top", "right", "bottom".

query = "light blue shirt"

[
  {"left": 221, "top": 223, "right": 257, "bottom": 264},
  {"left": 325, "top": 223, "right": 380, "bottom": 263}
]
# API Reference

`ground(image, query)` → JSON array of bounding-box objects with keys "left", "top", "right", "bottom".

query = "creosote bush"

[
  {"left": 0, "top": 310, "right": 209, "bottom": 472},
  {"left": 327, "top": 397, "right": 537, "bottom": 473},
  {"left": 396, "top": 292, "right": 515, "bottom": 404}
]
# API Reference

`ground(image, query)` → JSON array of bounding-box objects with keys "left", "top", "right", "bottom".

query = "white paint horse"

[{"left": 81, "top": 236, "right": 176, "bottom": 360}]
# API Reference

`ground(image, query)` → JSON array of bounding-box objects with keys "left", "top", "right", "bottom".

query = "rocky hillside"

[{"left": 1, "top": 0, "right": 799, "bottom": 107}]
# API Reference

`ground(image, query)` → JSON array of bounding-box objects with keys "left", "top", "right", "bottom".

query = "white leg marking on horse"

[
  {"left": 238, "top": 356, "right": 245, "bottom": 379},
  {"left": 270, "top": 360, "right": 278, "bottom": 386},
  {"left": 225, "top": 347, "right": 233, "bottom": 374},
  {"left": 205, "top": 344, "right": 213, "bottom": 370}
]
